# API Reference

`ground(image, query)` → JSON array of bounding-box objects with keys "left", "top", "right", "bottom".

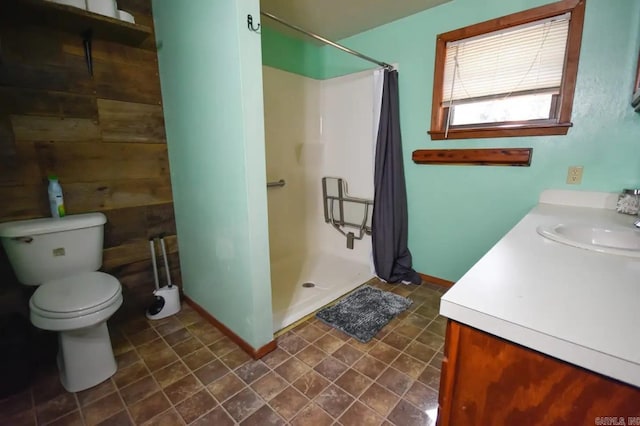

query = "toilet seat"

[
  {"left": 31, "top": 291, "right": 121, "bottom": 319},
  {"left": 29, "top": 272, "right": 123, "bottom": 332},
  {"left": 31, "top": 271, "right": 120, "bottom": 315}
]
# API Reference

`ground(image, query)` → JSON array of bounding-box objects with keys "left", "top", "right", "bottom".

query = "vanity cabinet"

[{"left": 437, "top": 320, "right": 640, "bottom": 426}]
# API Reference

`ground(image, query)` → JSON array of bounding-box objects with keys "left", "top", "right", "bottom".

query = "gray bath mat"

[{"left": 316, "top": 285, "right": 412, "bottom": 343}]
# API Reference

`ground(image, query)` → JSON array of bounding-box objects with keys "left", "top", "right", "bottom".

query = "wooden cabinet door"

[{"left": 437, "top": 321, "right": 640, "bottom": 426}]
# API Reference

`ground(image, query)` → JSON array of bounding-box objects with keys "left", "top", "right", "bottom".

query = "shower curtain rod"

[{"left": 260, "top": 11, "right": 394, "bottom": 70}]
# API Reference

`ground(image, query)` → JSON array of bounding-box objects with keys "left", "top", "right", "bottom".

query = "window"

[{"left": 428, "top": 0, "right": 585, "bottom": 140}]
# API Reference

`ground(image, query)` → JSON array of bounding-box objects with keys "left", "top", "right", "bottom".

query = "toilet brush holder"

[{"left": 146, "top": 285, "right": 180, "bottom": 320}]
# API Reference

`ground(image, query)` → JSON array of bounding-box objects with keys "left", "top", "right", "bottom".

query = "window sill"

[{"left": 428, "top": 122, "right": 572, "bottom": 140}]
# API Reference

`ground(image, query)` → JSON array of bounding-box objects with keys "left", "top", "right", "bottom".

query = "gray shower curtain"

[{"left": 372, "top": 70, "right": 421, "bottom": 284}]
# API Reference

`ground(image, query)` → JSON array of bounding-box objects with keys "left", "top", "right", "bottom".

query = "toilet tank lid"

[{"left": 0, "top": 213, "right": 107, "bottom": 238}]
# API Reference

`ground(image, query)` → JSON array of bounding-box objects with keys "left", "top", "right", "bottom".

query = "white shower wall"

[
  {"left": 314, "top": 70, "right": 377, "bottom": 262},
  {"left": 263, "top": 66, "right": 321, "bottom": 262},
  {"left": 263, "top": 66, "right": 377, "bottom": 331}
]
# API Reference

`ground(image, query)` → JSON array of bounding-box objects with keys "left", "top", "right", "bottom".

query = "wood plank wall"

[{"left": 0, "top": 0, "right": 180, "bottom": 319}]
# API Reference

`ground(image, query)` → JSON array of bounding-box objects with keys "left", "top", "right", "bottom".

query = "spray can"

[{"left": 47, "top": 176, "right": 66, "bottom": 218}]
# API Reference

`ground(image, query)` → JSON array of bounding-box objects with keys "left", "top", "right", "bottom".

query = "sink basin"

[{"left": 536, "top": 223, "right": 640, "bottom": 257}]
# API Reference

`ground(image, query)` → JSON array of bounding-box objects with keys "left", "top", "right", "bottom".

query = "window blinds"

[{"left": 442, "top": 14, "right": 570, "bottom": 104}]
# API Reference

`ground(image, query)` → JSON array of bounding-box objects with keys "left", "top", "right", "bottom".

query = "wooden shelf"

[
  {"left": 412, "top": 148, "right": 533, "bottom": 166},
  {"left": 1, "top": 0, "right": 153, "bottom": 46}
]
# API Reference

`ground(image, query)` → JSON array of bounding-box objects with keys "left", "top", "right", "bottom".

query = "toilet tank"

[{"left": 0, "top": 213, "right": 107, "bottom": 286}]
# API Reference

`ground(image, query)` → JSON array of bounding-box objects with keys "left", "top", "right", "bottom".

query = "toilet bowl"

[
  {"left": 0, "top": 213, "right": 123, "bottom": 392},
  {"left": 29, "top": 272, "right": 122, "bottom": 392}
]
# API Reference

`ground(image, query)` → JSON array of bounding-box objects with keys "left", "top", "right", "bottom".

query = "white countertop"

[{"left": 440, "top": 190, "right": 640, "bottom": 388}]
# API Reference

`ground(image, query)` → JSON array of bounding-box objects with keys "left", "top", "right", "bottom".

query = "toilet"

[{"left": 0, "top": 213, "right": 123, "bottom": 392}]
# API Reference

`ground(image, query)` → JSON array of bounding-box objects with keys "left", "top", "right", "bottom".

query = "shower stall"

[{"left": 263, "top": 65, "right": 381, "bottom": 331}]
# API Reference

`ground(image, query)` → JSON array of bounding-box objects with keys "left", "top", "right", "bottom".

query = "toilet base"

[{"left": 57, "top": 321, "right": 117, "bottom": 392}]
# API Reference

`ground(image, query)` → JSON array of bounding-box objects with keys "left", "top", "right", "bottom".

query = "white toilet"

[{"left": 0, "top": 213, "right": 123, "bottom": 392}]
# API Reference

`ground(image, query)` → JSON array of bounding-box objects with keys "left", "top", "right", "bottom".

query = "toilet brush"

[
  {"left": 146, "top": 235, "right": 181, "bottom": 320},
  {"left": 159, "top": 236, "right": 173, "bottom": 289},
  {"left": 146, "top": 238, "right": 165, "bottom": 317}
]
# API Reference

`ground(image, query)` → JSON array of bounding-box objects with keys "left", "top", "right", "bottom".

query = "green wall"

[
  {"left": 261, "top": 27, "right": 324, "bottom": 79},
  {"left": 263, "top": 0, "right": 640, "bottom": 281},
  {"left": 152, "top": 0, "right": 273, "bottom": 349}
]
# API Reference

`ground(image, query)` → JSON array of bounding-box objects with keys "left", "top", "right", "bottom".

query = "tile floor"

[{"left": 0, "top": 279, "right": 446, "bottom": 426}]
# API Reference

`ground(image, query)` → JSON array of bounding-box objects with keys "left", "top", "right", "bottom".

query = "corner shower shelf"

[{"left": 322, "top": 177, "right": 373, "bottom": 249}]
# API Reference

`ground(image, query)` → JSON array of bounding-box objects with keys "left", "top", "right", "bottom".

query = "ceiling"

[{"left": 260, "top": 0, "right": 452, "bottom": 42}]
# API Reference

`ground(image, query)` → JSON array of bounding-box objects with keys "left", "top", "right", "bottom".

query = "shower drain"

[{"left": 301, "top": 282, "right": 315, "bottom": 288}]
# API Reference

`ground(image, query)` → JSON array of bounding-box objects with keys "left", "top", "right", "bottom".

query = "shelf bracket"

[{"left": 82, "top": 29, "right": 93, "bottom": 76}]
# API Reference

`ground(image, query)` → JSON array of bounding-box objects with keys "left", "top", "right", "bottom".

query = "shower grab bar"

[{"left": 267, "top": 179, "right": 286, "bottom": 188}]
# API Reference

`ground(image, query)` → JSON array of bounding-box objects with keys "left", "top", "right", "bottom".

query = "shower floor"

[{"left": 270, "top": 250, "right": 373, "bottom": 332}]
